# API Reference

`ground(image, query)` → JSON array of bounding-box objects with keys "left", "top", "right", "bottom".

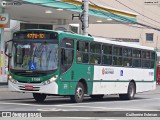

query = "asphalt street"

[{"left": 0, "top": 85, "right": 160, "bottom": 119}]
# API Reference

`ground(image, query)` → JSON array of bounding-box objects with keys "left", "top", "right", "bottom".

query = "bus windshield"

[{"left": 11, "top": 42, "right": 58, "bottom": 71}]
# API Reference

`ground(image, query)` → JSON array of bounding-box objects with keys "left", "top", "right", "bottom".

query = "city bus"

[{"left": 5, "top": 29, "right": 157, "bottom": 103}]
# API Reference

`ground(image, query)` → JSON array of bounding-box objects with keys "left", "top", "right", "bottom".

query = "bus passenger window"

[
  {"left": 90, "top": 42, "right": 101, "bottom": 53},
  {"left": 102, "top": 45, "right": 112, "bottom": 55},
  {"left": 133, "top": 49, "right": 141, "bottom": 58},
  {"left": 113, "top": 56, "right": 122, "bottom": 66},
  {"left": 90, "top": 54, "right": 101, "bottom": 64},
  {"left": 123, "top": 58, "right": 132, "bottom": 67},
  {"left": 142, "top": 60, "right": 150, "bottom": 68},
  {"left": 77, "top": 41, "right": 89, "bottom": 52},
  {"left": 133, "top": 59, "right": 141, "bottom": 67},
  {"left": 113, "top": 47, "right": 122, "bottom": 56},
  {"left": 76, "top": 41, "right": 89, "bottom": 64}
]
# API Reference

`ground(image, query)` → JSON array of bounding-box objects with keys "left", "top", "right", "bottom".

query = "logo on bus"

[
  {"left": 102, "top": 68, "right": 114, "bottom": 75},
  {"left": 87, "top": 66, "right": 91, "bottom": 74}
]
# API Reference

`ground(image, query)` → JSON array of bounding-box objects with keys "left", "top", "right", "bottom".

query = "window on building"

[{"left": 146, "top": 33, "right": 153, "bottom": 41}]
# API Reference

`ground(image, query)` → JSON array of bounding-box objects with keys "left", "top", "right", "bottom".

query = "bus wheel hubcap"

[{"left": 76, "top": 87, "right": 83, "bottom": 98}]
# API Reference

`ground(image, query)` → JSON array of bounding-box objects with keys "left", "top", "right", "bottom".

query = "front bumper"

[{"left": 8, "top": 80, "right": 58, "bottom": 94}]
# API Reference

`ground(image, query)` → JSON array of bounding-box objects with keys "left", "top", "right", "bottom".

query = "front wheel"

[
  {"left": 70, "top": 82, "right": 84, "bottom": 103},
  {"left": 119, "top": 82, "right": 136, "bottom": 100},
  {"left": 33, "top": 93, "right": 46, "bottom": 102}
]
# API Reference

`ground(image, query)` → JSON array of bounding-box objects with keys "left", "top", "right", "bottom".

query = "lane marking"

[
  {"left": 53, "top": 97, "right": 160, "bottom": 107},
  {"left": 0, "top": 97, "right": 160, "bottom": 108},
  {"left": 37, "top": 108, "right": 79, "bottom": 111},
  {"left": 50, "top": 105, "right": 157, "bottom": 111},
  {"left": 0, "top": 102, "right": 159, "bottom": 112},
  {"left": 0, "top": 102, "right": 158, "bottom": 111},
  {"left": 0, "top": 102, "right": 45, "bottom": 107},
  {"left": 55, "top": 117, "right": 93, "bottom": 119}
]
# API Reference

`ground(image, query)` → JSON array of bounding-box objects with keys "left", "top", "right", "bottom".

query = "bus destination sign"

[
  {"left": 27, "top": 33, "right": 45, "bottom": 39},
  {"left": 13, "top": 31, "right": 58, "bottom": 40}
]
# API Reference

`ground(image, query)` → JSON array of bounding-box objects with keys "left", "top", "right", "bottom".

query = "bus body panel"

[{"left": 92, "top": 66, "right": 155, "bottom": 94}]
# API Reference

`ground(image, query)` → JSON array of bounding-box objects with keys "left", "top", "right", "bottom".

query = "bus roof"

[{"left": 94, "top": 37, "right": 155, "bottom": 51}]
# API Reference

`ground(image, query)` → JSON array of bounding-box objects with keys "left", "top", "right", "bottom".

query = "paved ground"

[{"left": 0, "top": 85, "right": 160, "bottom": 119}]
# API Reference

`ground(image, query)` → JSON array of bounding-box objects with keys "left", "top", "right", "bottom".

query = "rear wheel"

[
  {"left": 90, "top": 95, "right": 104, "bottom": 100},
  {"left": 119, "top": 82, "right": 136, "bottom": 100},
  {"left": 70, "top": 82, "right": 84, "bottom": 103},
  {"left": 33, "top": 93, "right": 46, "bottom": 102}
]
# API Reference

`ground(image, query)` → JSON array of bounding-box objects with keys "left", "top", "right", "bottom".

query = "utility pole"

[{"left": 81, "top": 0, "right": 89, "bottom": 36}]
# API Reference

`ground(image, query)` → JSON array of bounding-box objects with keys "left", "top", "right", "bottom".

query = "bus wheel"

[
  {"left": 90, "top": 95, "right": 104, "bottom": 100},
  {"left": 33, "top": 93, "right": 46, "bottom": 102},
  {"left": 119, "top": 82, "right": 136, "bottom": 100},
  {"left": 70, "top": 82, "right": 84, "bottom": 103}
]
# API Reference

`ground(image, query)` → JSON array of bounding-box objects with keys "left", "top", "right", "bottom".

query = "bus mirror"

[{"left": 5, "top": 40, "right": 12, "bottom": 58}]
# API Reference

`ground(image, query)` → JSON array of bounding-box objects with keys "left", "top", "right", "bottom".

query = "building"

[{"left": 88, "top": 0, "right": 160, "bottom": 51}]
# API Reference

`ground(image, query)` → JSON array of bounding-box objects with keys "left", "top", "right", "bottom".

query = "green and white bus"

[{"left": 5, "top": 29, "right": 156, "bottom": 103}]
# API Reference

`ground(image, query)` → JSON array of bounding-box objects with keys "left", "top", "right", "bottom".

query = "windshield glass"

[{"left": 11, "top": 42, "right": 58, "bottom": 71}]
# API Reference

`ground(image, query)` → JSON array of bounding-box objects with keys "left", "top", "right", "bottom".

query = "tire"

[
  {"left": 119, "top": 82, "right": 136, "bottom": 100},
  {"left": 90, "top": 95, "right": 104, "bottom": 100},
  {"left": 33, "top": 93, "right": 46, "bottom": 102},
  {"left": 70, "top": 82, "right": 84, "bottom": 103}
]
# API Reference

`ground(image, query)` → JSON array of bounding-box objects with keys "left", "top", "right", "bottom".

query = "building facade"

[{"left": 88, "top": 0, "right": 160, "bottom": 51}]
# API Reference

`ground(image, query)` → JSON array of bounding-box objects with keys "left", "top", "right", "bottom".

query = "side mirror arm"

[{"left": 5, "top": 40, "right": 13, "bottom": 58}]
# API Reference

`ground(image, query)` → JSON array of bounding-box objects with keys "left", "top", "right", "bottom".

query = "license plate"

[{"left": 25, "top": 86, "right": 33, "bottom": 90}]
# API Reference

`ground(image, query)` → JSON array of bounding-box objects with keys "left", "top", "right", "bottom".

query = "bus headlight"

[
  {"left": 8, "top": 75, "right": 12, "bottom": 80},
  {"left": 42, "top": 75, "right": 58, "bottom": 85},
  {"left": 49, "top": 75, "right": 58, "bottom": 83},
  {"left": 8, "top": 75, "right": 17, "bottom": 84}
]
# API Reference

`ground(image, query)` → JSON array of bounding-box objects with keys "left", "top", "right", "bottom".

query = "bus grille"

[{"left": 19, "top": 86, "right": 40, "bottom": 91}]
